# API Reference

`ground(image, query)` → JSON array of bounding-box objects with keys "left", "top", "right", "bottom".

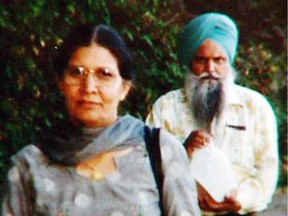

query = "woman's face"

[{"left": 58, "top": 43, "right": 131, "bottom": 127}]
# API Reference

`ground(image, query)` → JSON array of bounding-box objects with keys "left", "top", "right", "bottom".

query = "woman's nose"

[{"left": 82, "top": 74, "right": 99, "bottom": 93}]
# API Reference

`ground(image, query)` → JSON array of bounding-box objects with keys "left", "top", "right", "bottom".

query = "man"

[{"left": 146, "top": 13, "right": 279, "bottom": 215}]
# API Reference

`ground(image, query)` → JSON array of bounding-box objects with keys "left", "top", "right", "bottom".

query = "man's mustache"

[{"left": 198, "top": 72, "right": 221, "bottom": 80}]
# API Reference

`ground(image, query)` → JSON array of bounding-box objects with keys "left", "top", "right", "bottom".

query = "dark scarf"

[{"left": 35, "top": 115, "right": 145, "bottom": 165}]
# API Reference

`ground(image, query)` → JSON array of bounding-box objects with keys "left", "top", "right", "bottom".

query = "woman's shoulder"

[{"left": 11, "top": 144, "right": 48, "bottom": 166}]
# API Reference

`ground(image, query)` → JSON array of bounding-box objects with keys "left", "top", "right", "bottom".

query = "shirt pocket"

[{"left": 222, "top": 122, "right": 248, "bottom": 163}]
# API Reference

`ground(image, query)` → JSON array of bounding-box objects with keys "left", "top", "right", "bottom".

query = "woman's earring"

[{"left": 120, "top": 94, "right": 126, "bottom": 101}]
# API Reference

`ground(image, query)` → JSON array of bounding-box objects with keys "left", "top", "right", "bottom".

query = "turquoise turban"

[{"left": 177, "top": 13, "right": 239, "bottom": 67}]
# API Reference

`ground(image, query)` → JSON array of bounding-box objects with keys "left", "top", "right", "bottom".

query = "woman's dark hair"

[{"left": 53, "top": 24, "right": 134, "bottom": 81}]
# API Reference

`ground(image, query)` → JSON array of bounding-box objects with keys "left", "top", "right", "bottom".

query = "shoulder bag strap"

[{"left": 144, "top": 125, "right": 164, "bottom": 215}]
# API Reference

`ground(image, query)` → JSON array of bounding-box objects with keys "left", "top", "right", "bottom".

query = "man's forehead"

[{"left": 196, "top": 39, "right": 228, "bottom": 58}]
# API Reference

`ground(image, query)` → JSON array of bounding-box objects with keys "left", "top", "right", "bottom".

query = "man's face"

[
  {"left": 191, "top": 39, "right": 230, "bottom": 79},
  {"left": 185, "top": 39, "right": 233, "bottom": 129}
]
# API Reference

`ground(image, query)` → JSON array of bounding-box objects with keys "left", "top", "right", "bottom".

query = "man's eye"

[
  {"left": 214, "top": 57, "right": 226, "bottom": 63},
  {"left": 194, "top": 57, "right": 206, "bottom": 63}
]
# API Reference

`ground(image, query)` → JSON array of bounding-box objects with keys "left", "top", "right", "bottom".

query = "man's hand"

[
  {"left": 197, "top": 183, "right": 241, "bottom": 213},
  {"left": 186, "top": 130, "right": 212, "bottom": 158}
]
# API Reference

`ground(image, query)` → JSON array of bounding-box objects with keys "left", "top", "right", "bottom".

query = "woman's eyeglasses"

[{"left": 64, "top": 65, "right": 119, "bottom": 88}]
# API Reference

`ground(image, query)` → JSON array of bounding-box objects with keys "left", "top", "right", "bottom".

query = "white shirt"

[{"left": 146, "top": 84, "right": 279, "bottom": 214}]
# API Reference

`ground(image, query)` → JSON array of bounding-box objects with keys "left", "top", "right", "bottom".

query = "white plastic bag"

[{"left": 189, "top": 144, "right": 237, "bottom": 202}]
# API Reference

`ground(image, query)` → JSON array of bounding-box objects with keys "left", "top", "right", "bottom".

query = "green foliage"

[{"left": 0, "top": 0, "right": 287, "bottom": 188}]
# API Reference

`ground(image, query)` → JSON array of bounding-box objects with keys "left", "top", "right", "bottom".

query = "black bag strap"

[{"left": 144, "top": 125, "right": 164, "bottom": 215}]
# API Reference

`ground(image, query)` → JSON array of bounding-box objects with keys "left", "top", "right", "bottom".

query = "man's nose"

[{"left": 205, "top": 60, "right": 215, "bottom": 73}]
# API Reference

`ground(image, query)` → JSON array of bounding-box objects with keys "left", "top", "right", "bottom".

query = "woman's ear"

[{"left": 120, "top": 82, "right": 132, "bottom": 101}]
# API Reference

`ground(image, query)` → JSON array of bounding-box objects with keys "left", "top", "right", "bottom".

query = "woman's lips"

[{"left": 78, "top": 100, "right": 100, "bottom": 108}]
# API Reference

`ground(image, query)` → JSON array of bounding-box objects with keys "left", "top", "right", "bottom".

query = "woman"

[{"left": 2, "top": 24, "right": 200, "bottom": 216}]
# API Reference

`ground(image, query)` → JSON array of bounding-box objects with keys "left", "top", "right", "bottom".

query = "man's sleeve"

[
  {"left": 237, "top": 97, "right": 279, "bottom": 214},
  {"left": 146, "top": 97, "right": 164, "bottom": 128}
]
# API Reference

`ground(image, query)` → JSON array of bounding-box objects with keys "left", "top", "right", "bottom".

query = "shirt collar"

[{"left": 226, "top": 84, "right": 244, "bottom": 106}]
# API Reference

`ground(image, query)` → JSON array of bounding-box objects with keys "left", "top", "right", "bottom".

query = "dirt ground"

[{"left": 258, "top": 187, "right": 287, "bottom": 216}]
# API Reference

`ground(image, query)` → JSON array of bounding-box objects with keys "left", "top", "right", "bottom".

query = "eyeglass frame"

[{"left": 63, "top": 65, "right": 120, "bottom": 88}]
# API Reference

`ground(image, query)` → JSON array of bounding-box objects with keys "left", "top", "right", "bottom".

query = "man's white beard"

[{"left": 184, "top": 70, "right": 235, "bottom": 130}]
